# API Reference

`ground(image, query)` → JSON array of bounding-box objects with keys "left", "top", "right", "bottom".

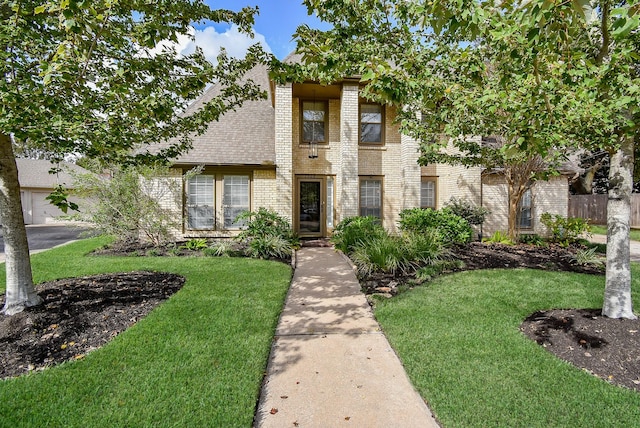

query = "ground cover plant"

[
  {"left": 374, "top": 267, "right": 640, "bottom": 427},
  {"left": 0, "top": 237, "right": 291, "bottom": 427}
]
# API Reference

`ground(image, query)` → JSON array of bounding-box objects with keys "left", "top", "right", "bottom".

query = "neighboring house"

[
  {"left": 15, "top": 159, "right": 88, "bottom": 225},
  {"left": 151, "top": 58, "right": 570, "bottom": 240}
]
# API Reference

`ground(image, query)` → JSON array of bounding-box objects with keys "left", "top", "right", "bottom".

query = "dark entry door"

[{"left": 298, "top": 180, "right": 322, "bottom": 236}]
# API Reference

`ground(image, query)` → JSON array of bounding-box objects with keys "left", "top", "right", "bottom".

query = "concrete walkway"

[{"left": 254, "top": 247, "right": 439, "bottom": 428}]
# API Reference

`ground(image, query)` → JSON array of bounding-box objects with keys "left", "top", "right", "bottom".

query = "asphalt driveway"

[{"left": 0, "top": 224, "right": 90, "bottom": 257}]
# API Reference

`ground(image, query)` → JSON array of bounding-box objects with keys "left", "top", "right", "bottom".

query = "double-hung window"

[
  {"left": 223, "top": 175, "right": 250, "bottom": 229},
  {"left": 360, "top": 178, "right": 382, "bottom": 218},
  {"left": 186, "top": 175, "right": 214, "bottom": 230},
  {"left": 302, "top": 101, "right": 327, "bottom": 143},
  {"left": 186, "top": 173, "right": 250, "bottom": 230},
  {"left": 359, "top": 104, "right": 383, "bottom": 144},
  {"left": 421, "top": 178, "right": 437, "bottom": 209}
]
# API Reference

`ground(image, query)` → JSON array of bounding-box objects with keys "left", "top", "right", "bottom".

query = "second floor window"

[
  {"left": 302, "top": 101, "right": 327, "bottom": 143},
  {"left": 360, "top": 104, "right": 383, "bottom": 144}
]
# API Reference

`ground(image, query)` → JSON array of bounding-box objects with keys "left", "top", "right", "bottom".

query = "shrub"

[
  {"left": 236, "top": 208, "right": 298, "bottom": 244},
  {"left": 70, "top": 164, "right": 182, "bottom": 246},
  {"left": 351, "top": 234, "right": 412, "bottom": 277},
  {"left": 331, "top": 216, "right": 386, "bottom": 254},
  {"left": 572, "top": 247, "right": 604, "bottom": 267},
  {"left": 245, "top": 235, "right": 293, "bottom": 260},
  {"left": 204, "top": 240, "right": 241, "bottom": 257},
  {"left": 235, "top": 208, "right": 298, "bottom": 259},
  {"left": 483, "top": 231, "right": 514, "bottom": 245},
  {"left": 518, "top": 234, "right": 547, "bottom": 246},
  {"left": 540, "top": 213, "right": 591, "bottom": 246},
  {"left": 398, "top": 208, "right": 473, "bottom": 245},
  {"left": 444, "top": 197, "right": 490, "bottom": 226},
  {"left": 350, "top": 229, "right": 445, "bottom": 277},
  {"left": 181, "top": 238, "right": 208, "bottom": 251}
]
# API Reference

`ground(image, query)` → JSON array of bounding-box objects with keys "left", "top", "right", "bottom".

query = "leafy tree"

[
  {"left": 0, "top": 1, "right": 271, "bottom": 315},
  {"left": 292, "top": 1, "right": 638, "bottom": 318}
]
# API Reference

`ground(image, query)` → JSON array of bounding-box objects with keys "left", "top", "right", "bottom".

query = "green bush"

[
  {"left": 181, "top": 238, "right": 208, "bottom": 251},
  {"left": 398, "top": 208, "right": 472, "bottom": 245},
  {"left": 540, "top": 213, "right": 591, "bottom": 246},
  {"left": 483, "top": 230, "right": 514, "bottom": 245},
  {"left": 235, "top": 208, "right": 299, "bottom": 259},
  {"left": 245, "top": 235, "right": 293, "bottom": 260},
  {"left": 572, "top": 247, "right": 604, "bottom": 267},
  {"left": 518, "top": 233, "right": 547, "bottom": 246},
  {"left": 331, "top": 216, "right": 386, "bottom": 254},
  {"left": 350, "top": 229, "right": 445, "bottom": 277},
  {"left": 444, "top": 197, "right": 490, "bottom": 226}
]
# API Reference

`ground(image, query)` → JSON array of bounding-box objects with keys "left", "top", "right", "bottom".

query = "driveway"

[{"left": 0, "top": 224, "right": 90, "bottom": 262}]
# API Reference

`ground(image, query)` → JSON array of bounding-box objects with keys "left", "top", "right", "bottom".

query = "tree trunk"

[
  {"left": 0, "top": 133, "right": 42, "bottom": 315},
  {"left": 507, "top": 181, "right": 526, "bottom": 242},
  {"left": 603, "top": 137, "right": 636, "bottom": 319}
]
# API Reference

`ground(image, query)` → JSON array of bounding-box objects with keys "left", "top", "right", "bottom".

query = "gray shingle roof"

[
  {"left": 16, "top": 159, "right": 88, "bottom": 189},
  {"left": 165, "top": 62, "right": 275, "bottom": 166}
]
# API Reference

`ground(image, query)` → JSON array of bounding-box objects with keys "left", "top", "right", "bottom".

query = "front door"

[{"left": 298, "top": 179, "right": 323, "bottom": 237}]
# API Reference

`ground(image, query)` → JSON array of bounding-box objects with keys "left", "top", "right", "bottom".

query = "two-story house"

[{"left": 151, "top": 60, "right": 570, "bottom": 240}]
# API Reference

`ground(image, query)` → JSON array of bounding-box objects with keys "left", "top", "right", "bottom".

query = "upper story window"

[
  {"left": 359, "top": 104, "right": 383, "bottom": 144},
  {"left": 302, "top": 101, "right": 327, "bottom": 143}
]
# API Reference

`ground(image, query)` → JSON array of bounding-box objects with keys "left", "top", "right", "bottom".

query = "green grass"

[
  {"left": 0, "top": 237, "right": 292, "bottom": 427},
  {"left": 590, "top": 224, "right": 640, "bottom": 242},
  {"left": 375, "top": 267, "right": 640, "bottom": 427}
]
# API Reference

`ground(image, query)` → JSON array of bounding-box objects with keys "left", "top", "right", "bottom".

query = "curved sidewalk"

[{"left": 254, "top": 247, "right": 439, "bottom": 428}]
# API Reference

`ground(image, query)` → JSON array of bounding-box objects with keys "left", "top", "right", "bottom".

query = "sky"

[{"left": 169, "top": 1, "right": 330, "bottom": 63}]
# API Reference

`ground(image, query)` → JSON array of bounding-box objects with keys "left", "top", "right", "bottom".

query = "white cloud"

[{"left": 160, "top": 25, "right": 271, "bottom": 64}]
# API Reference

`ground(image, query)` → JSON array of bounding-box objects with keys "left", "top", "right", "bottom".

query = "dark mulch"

[
  {"left": 521, "top": 309, "right": 640, "bottom": 391},
  {"left": 0, "top": 271, "right": 184, "bottom": 379}
]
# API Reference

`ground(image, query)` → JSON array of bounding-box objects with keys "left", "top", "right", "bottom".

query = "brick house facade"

[{"left": 153, "top": 62, "right": 570, "bottom": 240}]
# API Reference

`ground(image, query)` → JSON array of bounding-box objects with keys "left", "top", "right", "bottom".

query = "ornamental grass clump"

[{"left": 349, "top": 228, "right": 445, "bottom": 277}]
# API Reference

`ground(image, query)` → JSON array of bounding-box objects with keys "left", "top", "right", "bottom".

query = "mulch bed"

[{"left": 0, "top": 271, "right": 184, "bottom": 379}]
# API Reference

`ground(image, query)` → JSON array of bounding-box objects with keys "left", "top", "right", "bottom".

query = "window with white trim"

[
  {"left": 360, "top": 178, "right": 382, "bottom": 218},
  {"left": 302, "top": 101, "right": 327, "bottom": 143},
  {"left": 359, "top": 104, "right": 383, "bottom": 144},
  {"left": 223, "top": 175, "right": 250, "bottom": 229},
  {"left": 186, "top": 175, "right": 214, "bottom": 230}
]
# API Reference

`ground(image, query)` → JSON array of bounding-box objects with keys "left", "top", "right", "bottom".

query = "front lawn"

[
  {"left": 375, "top": 267, "right": 640, "bottom": 427},
  {"left": 0, "top": 237, "right": 292, "bottom": 427}
]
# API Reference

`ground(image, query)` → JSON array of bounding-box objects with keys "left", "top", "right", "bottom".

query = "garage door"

[{"left": 31, "top": 192, "right": 66, "bottom": 224}]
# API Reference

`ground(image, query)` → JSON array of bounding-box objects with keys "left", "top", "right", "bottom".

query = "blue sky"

[{"left": 171, "top": 1, "right": 329, "bottom": 62}]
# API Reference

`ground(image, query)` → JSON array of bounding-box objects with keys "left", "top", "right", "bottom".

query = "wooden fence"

[{"left": 569, "top": 194, "right": 640, "bottom": 227}]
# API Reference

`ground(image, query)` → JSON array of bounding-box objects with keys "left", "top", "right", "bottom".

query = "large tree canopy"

[
  {"left": 289, "top": 0, "right": 639, "bottom": 318},
  {"left": 1, "top": 0, "right": 271, "bottom": 315}
]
